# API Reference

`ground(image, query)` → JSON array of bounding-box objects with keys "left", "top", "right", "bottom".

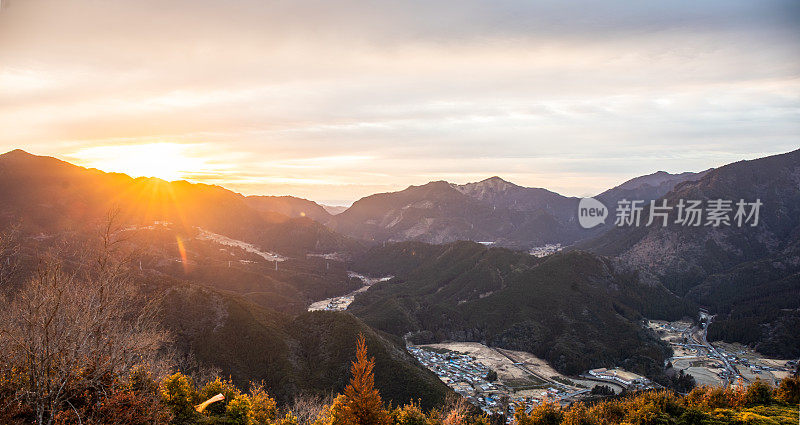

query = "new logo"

[{"left": 578, "top": 197, "right": 608, "bottom": 229}]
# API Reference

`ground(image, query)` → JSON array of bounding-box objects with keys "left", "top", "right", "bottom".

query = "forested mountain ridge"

[
  {"left": 246, "top": 195, "right": 333, "bottom": 223},
  {"left": 160, "top": 283, "right": 451, "bottom": 409},
  {"left": 596, "top": 169, "right": 710, "bottom": 210},
  {"left": 348, "top": 241, "right": 689, "bottom": 378}
]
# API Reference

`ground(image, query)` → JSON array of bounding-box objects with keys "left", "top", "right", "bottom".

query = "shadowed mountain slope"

[
  {"left": 246, "top": 195, "right": 332, "bottom": 223},
  {"left": 348, "top": 241, "right": 687, "bottom": 377},
  {"left": 581, "top": 149, "right": 800, "bottom": 357},
  {"left": 329, "top": 172, "right": 707, "bottom": 248}
]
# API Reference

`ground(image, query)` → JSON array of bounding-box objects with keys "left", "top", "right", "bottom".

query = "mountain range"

[
  {"left": 0, "top": 147, "right": 797, "bottom": 407},
  {"left": 0, "top": 149, "right": 357, "bottom": 256},
  {"left": 0, "top": 148, "right": 711, "bottom": 251},
  {"left": 325, "top": 171, "right": 707, "bottom": 248},
  {"left": 342, "top": 148, "right": 799, "bottom": 379},
  {"left": 0, "top": 149, "right": 448, "bottom": 408}
]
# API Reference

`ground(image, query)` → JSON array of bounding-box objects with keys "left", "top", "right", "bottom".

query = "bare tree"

[
  {"left": 288, "top": 392, "right": 335, "bottom": 425},
  {"left": 0, "top": 215, "right": 169, "bottom": 425},
  {"left": 437, "top": 394, "right": 475, "bottom": 425},
  {"left": 0, "top": 223, "right": 21, "bottom": 288}
]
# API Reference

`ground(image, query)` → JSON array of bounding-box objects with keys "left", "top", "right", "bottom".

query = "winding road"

[{"left": 684, "top": 313, "right": 742, "bottom": 386}]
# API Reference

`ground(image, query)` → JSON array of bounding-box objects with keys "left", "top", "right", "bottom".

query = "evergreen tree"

[{"left": 337, "top": 334, "right": 390, "bottom": 425}]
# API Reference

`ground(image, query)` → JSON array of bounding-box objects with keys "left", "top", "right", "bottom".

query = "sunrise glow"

[
  {"left": 0, "top": 2, "right": 799, "bottom": 422},
  {"left": 1, "top": 0, "right": 797, "bottom": 204},
  {"left": 67, "top": 143, "right": 213, "bottom": 182}
]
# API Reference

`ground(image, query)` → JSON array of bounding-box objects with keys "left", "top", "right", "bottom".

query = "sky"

[{"left": 1, "top": 0, "right": 798, "bottom": 205}]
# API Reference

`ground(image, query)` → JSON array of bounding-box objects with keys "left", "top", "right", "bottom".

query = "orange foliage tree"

[{"left": 333, "top": 334, "right": 390, "bottom": 425}]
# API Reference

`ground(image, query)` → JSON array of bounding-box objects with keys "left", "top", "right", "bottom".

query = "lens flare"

[{"left": 176, "top": 235, "right": 189, "bottom": 274}]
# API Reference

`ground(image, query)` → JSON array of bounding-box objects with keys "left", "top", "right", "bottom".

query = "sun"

[{"left": 68, "top": 143, "right": 208, "bottom": 181}]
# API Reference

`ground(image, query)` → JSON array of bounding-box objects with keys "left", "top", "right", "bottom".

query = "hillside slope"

[
  {"left": 246, "top": 195, "right": 332, "bottom": 223},
  {"left": 348, "top": 241, "right": 687, "bottom": 377},
  {"left": 582, "top": 148, "right": 800, "bottom": 357},
  {"left": 0, "top": 149, "right": 359, "bottom": 256},
  {"left": 160, "top": 284, "right": 451, "bottom": 409}
]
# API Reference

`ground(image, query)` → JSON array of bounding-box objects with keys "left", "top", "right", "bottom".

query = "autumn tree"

[
  {"left": 333, "top": 334, "right": 390, "bottom": 425},
  {"left": 743, "top": 379, "right": 773, "bottom": 406},
  {"left": 514, "top": 401, "right": 562, "bottom": 425},
  {"left": 248, "top": 382, "right": 279, "bottom": 425},
  {"left": 776, "top": 376, "right": 800, "bottom": 405},
  {"left": 391, "top": 401, "right": 428, "bottom": 425}
]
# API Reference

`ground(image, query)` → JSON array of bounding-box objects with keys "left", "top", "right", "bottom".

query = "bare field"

[
  {"left": 671, "top": 347, "right": 697, "bottom": 357},
  {"left": 713, "top": 342, "right": 792, "bottom": 386},
  {"left": 498, "top": 348, "right": 567, "bottom": 382},
  {"left": 650, "top": 319, "right": 725, "bottom": 387},
  {"left": 685, "top": 366, "right": 724, "bottom": 387}
]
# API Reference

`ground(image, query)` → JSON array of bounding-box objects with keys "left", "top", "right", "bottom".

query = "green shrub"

[
  {"left": 160, "top": 373, "right": 198, "bottom": 424},
  {"left": 744, "top": 380, "right": 773, "bottom": 406},
  {"left": 200, "top": 377, "right": 242, "bottom": 416},
  {"left": 225, "top": 394, "right": 253, "bottom": 424},
  {"left": 248, "top": 383, "right": 278, "bottom": 425}
]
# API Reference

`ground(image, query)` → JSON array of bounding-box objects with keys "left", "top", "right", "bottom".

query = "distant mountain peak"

[
  {"left": 457, "top": 176, "right": 519, "bottom": 193},
  {"left": 604, "top": 169, "right": 711, "bottom": 193},
  {"left": 0, "top": 149, "right": 35, "bottom": 160},
  {"left": 321, "top": 204, "right": 348, "bottom": 215},
  {"left": 406, "top": 180, "right": 456, "bottom": 193},
  {"left": 420, "top": 180, "right": 451, "bottom": 187},
  {"left": 484, "top": 176, "right": 511, "bottom": 183},
  {"left": 480, "top": 176, "right": 517, "bottom": 189},
  {"left": 0, "top": 149, "right": 80, "bottom": 172}
]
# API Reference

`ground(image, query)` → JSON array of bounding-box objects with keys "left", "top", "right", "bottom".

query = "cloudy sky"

[{"left": 1, "top": 0, "right": 798, "bottom": 205}]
